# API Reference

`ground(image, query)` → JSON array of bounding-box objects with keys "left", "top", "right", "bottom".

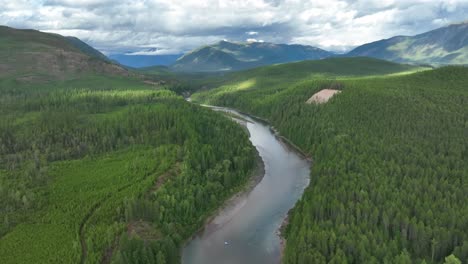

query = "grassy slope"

[{"left": 192, "top": 59, "right": 468, "bottom": 262}]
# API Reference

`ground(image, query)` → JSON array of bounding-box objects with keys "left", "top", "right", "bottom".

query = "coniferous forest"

[
  {"left": 1, "top": 17, "right": 468, "bottom": 264},
  {"left": 192, "top": 66, "right": 468, "bottom": 263},
  {"left": 0, "top": 76, "right": 256, "bottom": 263}
]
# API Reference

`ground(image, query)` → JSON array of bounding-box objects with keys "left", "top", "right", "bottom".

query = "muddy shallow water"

[{"left": 182, "top": 107, "right": 310, "bottom": 264}]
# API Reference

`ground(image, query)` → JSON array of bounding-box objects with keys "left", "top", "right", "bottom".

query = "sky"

[{"left": 0, "top": 0, "right": 467, "bottom": 55}]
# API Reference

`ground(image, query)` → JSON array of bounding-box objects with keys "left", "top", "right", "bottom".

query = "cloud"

[
  {"left": 44, "top": 0, "right": 115, "bottom": 8},
  {"left": 0, "top": 0, "right": 467, "bottom": 54},
  {"left": 246, "top": 31, "right": 259, "bottom": 35},
  {"left": 125, "top": 48, "right": 183, "bottom": 56},
  {"left": 246, "top": 38, "right": 264, "bottom": 43}
]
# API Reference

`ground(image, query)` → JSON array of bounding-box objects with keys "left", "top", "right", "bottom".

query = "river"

[{"left": 182, "top": 107, "right": 310, "bottom": 264}]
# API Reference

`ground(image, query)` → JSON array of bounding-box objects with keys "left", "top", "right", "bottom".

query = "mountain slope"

[
  {"left": 65, "top": 36, "right": 109, "bottom": 61},
  {"left": 171, "top": 40, "right": 333, "bottom": 72},
  {"left": 0, "top": 26, "right": 129, "bottom": 80},
  {"left": 347, "top": 22, "right": 468, "bottom": 65},
  {"left": 191, "top": 57, "right": 428, "bottom": 103}
]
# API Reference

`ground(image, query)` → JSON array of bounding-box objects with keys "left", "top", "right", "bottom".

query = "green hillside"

[
  {"left": 192, "top": 62, "right": 468, "bottom": 263},
  {"left": 347, "top": 22, "right": 468, "bottom": 65},
  {"left": 192, "top": 57, "right": 429, "bottom": 104},
  {"left": 0, "top": 26, "right": 128, "bottom": 80}
]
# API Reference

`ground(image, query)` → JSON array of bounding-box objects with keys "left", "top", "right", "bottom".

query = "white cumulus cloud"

[
  {"left": 0, "top": 0, "right": 466, "bottom": 54},
  {"left": 246, "top": 38, "right": 264, "bottom": 43}
]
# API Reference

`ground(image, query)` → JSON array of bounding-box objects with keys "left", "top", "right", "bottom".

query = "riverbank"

[
  {"left": 200, "top": 148, "right": 265, "bottom": 237},
  {"left": 216, "top": 108, "right": 312, "bottom": 264},
  {"left": 206, "top": 104, "right": 311, "bottom": 162},
  {"left": 186, "top": 105, "right": 312, "bottom": 263},
  {"left": 180, "top": 113, "right": 266, "bottom": 250},
  {"left": 234, "top": 109, "right": 312, "bottom": 162},
  {"left": 184, "top": 102, "right": 311, "bottom": 264}
]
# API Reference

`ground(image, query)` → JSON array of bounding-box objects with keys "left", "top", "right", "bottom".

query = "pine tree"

[
  {"left": 444, "top": 254, "right": 461, "bottom": 264},
  {"left": 156, "top": 251, "right": 166, "bottom": 264}
]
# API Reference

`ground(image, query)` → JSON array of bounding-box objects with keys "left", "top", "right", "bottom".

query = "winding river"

[{"left": 182, "top": 106, "right": 311, "bottom": 264}]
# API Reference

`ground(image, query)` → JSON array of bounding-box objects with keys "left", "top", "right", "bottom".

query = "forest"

[
  {"left": 0, "top": 76, "right": 256, "bottom": 263},
  {"left": 192, "top": 66, "right": 468, "bottom": 263},
  {"left": 2, "top": 4, "right": 468, "bottom": 263}
]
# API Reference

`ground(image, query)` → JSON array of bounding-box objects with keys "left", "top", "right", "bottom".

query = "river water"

[{"left": 182, "top": 107, "right": 310, "bottom": 264}]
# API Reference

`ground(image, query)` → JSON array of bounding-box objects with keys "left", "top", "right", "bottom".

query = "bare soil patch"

[{"left": 306, "top": 89, "right": 341, "bottom": 104}]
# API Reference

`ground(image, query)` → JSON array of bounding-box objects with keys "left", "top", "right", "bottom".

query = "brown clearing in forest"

[{"left": 306, "top": 89, "right": 341, "bottom": 104}]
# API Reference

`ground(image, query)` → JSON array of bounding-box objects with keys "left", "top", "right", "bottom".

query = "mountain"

[
  {"left": 0, "top": 26, "right": 129, "bottom": 80},
  {"left": 65, "top": 36, "right": 110, "bottom": 61},
  {"left": 171, "top": 40, "right": 333, "bottom": 72},
  {"left": 347, "top": 22, "right": 468, "bottom": 65},
  {"left": 108, "top": 54, "right": 182, "bottom": 68}
]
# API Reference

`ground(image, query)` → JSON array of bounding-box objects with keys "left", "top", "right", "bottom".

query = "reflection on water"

[{"left": 182, "top": 108, "right": 310, "bottom": 264}]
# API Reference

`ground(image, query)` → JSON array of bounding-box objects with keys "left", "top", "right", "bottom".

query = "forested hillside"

[
  {"left": 192, "top": 64, "right": 468, "bottom": 263},
  {"left": 189, "top": 57, "right": 426, "bottom": 102},
  {"left": 0, "top": 76, "right": 256, "bottom": 263}
]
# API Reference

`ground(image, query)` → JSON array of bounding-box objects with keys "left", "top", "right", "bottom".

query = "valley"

[{"left": 1, "top": 12, "right": 468, "bottom": 264}]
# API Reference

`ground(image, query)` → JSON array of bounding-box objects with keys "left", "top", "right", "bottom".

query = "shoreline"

[
  {"left": 278, "top": 211, "right": 290, "bottom": 262},
  {"left": 197, "top": 148, "right": 265, "bottom": 237},
  {"left": 215, "top": 107, "right": 312, "bottom": 264},
  {"left": 180, "top": 115, "right": 266, "bottom": 252},
  {"left": 234, "top": 109, "right": 312, "bottom": 162},
  {"left": 185, "top": 102, "right": 312, "bottom": 264}
]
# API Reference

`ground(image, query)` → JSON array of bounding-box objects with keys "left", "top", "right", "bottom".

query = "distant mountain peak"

[
  {"left": 449, "top": 20, "right": 468, "bottom": 26},
  {"left": 347, "top": 21, "right": 468, "bottom": 65},
  {"left": 172, "top": 41, "right": 332, "bottom": 72}
]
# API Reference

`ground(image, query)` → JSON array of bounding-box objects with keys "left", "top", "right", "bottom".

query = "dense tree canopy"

[
  {"left": 193, "top": 66, "right": 468, "bottom": 263},
  {"left": 0, "top": 76, "right": 256, "bottom": 263}
]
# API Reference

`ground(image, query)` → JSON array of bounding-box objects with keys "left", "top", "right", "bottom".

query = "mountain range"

[
  {"left": 169, "top": 22, "right": 467, "bottom": 72},
  {"left": 170, "top": 40, "right": 332, "bottom": 72},
  {"left": 1, "top": 21, "right": 467, "bottom": 76}
]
